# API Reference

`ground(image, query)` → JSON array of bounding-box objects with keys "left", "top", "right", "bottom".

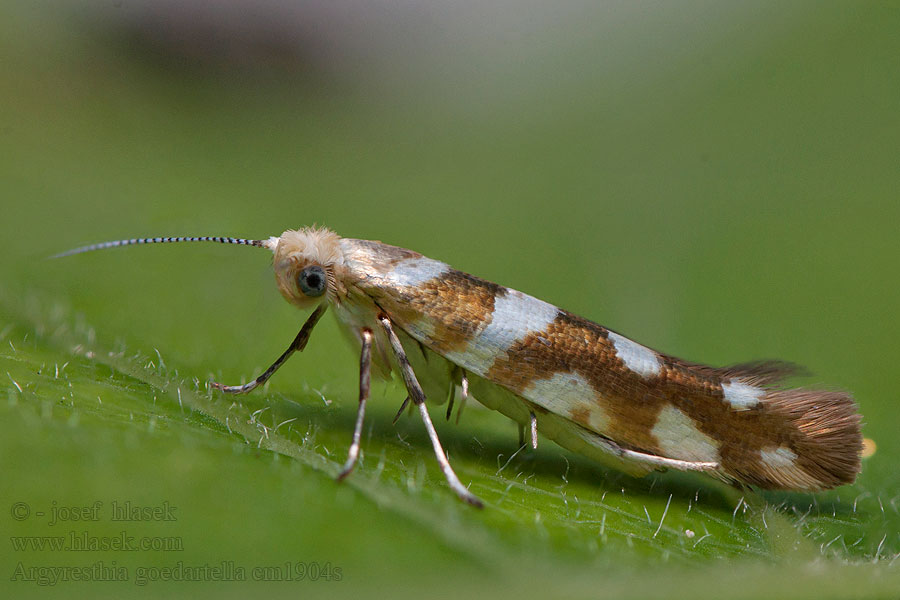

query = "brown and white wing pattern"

[{"left": 338, "top": 238, "right": 862, "bottom": 491}]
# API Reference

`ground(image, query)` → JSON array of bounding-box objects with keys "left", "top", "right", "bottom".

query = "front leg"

[
  {"left": 337, "top": 328, "right": 373, "bottom": 480},
  {"left": 378, "top": 314, "right": 483, "bottom": 508},
  {"left": 210, "top": 305, "right": 327, "bottom": 394}
]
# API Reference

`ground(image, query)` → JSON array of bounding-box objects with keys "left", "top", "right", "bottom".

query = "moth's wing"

[
  {"left": 395, "top": 325, "right": 657, "bottom": 477},
  {"left": 392, "top": 324, "right": 674, "bottom": 480}
]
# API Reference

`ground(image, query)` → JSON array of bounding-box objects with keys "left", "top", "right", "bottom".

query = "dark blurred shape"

[{"left": 80, "top": 0, "right": 429, "bottom": 79}]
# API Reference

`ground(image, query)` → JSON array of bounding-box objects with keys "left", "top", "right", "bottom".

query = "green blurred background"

[{"left": 1, "top": 1, "right": 898, "bottom": 598}]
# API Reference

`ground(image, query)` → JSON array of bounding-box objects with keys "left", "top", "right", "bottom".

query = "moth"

[{"left": 58, "top": 227, "right": 863, "bottom": 507}]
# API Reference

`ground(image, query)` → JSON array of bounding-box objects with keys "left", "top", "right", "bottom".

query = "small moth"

[{"left": 58, "top": 228, "right": 863, "bottom": 507}]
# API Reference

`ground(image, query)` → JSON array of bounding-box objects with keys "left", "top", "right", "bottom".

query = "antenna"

[{"left": 51, "top": 236, "right": 272, "bottom": 259}]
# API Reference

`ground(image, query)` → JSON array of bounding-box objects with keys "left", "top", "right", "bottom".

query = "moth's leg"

[
  {"left": 211, "top": 304, "right": 326, "bottom": 394},
  {"left": 572, "top": 427, "right": 720, "bottom": 473},
  {"left": 617, "top": 448, "right": 719, "bottom": 473},
  {"left": 518, "top": 412, "right": 538, "bottom": 449},
  {"left": 529, "top": 411, "right": 538, "bottom": 450},
  {"left": 337, "top": 328, "right": 373, "bottom": 481},
  {"left": 378, "top": 315, "right": 483, "bottom": 508},
  {"left": 445, "top": 366, "right": 465, "bottom": 421},
  {"left": 454, "top": 369, "right": 469, "bottom": 425},
  {"left": 445, "top": 381, "right": 455, "bottom": 421},
  {"left": 392, "top": 396, "right": 411, "bottom": 425}
]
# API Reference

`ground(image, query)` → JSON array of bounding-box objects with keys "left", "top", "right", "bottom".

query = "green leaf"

[{"left": 2, "top": 3, "right": 899, "bottom": 596}]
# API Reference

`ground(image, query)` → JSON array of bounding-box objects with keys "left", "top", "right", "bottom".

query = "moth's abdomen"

[{"left": 342, "top": 243, "right": 862, "bottom": 490}]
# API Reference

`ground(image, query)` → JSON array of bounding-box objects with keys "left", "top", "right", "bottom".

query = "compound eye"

[{"left": 297, "top": 265, "right": 327, "bottom": 297}]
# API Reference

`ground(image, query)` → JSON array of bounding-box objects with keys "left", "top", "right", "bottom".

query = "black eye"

[{"left": 298, "top": 265, "right": 327, "bottom": 297}]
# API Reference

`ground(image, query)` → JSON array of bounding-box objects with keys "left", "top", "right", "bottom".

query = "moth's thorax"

[
  {"left": 271, "top": 227, "right": 345, "bottom": 308},
  {"left": 335, "top": 238, "right": 438, "bottom": 303},
  {"left": 338, "top": 239, "right": 424, "bottom": 278}
]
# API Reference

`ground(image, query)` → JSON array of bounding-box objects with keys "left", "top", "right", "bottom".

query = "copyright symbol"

[{"left": 11, "top": 502, "right": 30, "bottom": 521}]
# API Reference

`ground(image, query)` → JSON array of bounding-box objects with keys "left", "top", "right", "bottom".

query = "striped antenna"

[{"left": 52, "top": 236, "right": 271, "bottom": 259}]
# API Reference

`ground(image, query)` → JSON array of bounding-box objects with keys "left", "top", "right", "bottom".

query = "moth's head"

[{"left": 268, "top": 227, "right": 344, "bottom": 309}]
